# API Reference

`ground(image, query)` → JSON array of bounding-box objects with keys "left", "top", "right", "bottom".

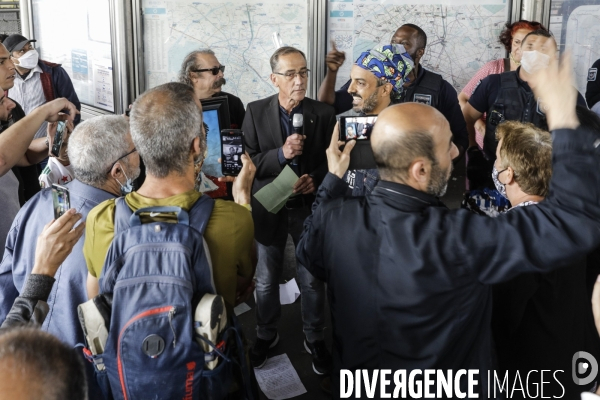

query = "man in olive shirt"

[{"left": 84, "top": 82, "right": 256, "bottom": 307}]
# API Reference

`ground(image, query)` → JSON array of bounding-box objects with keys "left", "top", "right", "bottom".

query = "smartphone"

[
  {"left": 339, "top": 115, "right": 377, "bottom": 141},
  {"left": 338, "top": 115, "right": 378, "bottom": 170},
  {"left": 51, "top": 121, "right": 67, "bottom": 157},
  {"left": 220, "top": 129, "right": 244, "bottom": 176},
  {"left": 51, "top": 184, "right": 70, "bottom": 219}
]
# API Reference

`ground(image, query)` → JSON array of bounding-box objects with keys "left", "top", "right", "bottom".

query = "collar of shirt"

[
  {"left": 65, "top": 179, "right": 117, "bottom": 205},
  {"left": 16, "top": 64, "right": 43, "bottom": 82},
  {"left": 278, "top": 101, "right": 303, "bottom": 140},
  {"left": 372, "top": 180, "right": 447, "bottom": 211},
  {"left": 508, "top": 200, "right": 539, "bottom": 211}
]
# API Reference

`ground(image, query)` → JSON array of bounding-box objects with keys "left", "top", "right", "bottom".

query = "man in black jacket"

[
  {"left": 243, "top": 46, "right": 336, "bottom": 373},
  {"left": 298, "top": 52, "right": 600, "bottom": 398}
]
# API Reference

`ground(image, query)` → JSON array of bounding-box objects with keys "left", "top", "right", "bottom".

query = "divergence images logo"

[{"left": 572, "top": 351, "right": 598, "bottom": 386}]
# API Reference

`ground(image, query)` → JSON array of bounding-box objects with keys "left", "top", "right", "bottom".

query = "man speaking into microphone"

[{"left": 243, "top": 46, "right": 336, "bottom": 373}]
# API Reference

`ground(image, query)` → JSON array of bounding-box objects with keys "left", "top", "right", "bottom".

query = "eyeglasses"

[
  {"left": 273, "top": 69, "right": 310, "bottom": 80},
  {"left": 191, "top": 65, "right": 225, "bottom": 75},
  {"left": 107, "top": 147, "right": 137, "bottom": 173}
]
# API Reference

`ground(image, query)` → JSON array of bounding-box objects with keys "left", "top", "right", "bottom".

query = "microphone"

[{"left": 292, "top": 114, "right": 303, "bottom": 166}]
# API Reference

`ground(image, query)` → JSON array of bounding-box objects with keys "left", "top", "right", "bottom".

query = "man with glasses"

[
  {"left": 243, "top": 46, "right": 336, "bottom": 374},
  {"left": 0, "top": 114, "right": 134, "bottom": 400},
  {"left": 179, "top": 49, "right": 245, "bottom": 128},
  {"left": 3, "top": 34, "right": 81, "bottom": 140}
]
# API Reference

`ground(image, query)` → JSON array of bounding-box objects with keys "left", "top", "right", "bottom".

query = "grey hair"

[
  {"left": 130, "top": 82, "right": 204, "bottom": 178},
  {"left": 269, "top": 46, "right": 306, "bottom": 72},
  {"left": 178, "top": 49, "right": 216, "bottom": 87},
  {"left": 68, "top": 115, "right": 130, "bottom": 187}
]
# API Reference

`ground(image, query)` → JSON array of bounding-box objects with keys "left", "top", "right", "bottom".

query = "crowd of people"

[{"left": 1, "top": 19, "right": 600, "bottom": 400}]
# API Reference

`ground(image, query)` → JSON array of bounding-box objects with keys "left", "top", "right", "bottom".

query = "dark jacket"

[
  {"left": 492, "top": 253, "right": 600, "bottom": 398},
  {"left": 243, "top": 95, "right": 336, "bottom": 245},
  {"left": 297, "top": 127, "right": 600, "bottom": 398},
  {"left": 38, "top": 60, "right": 81, "bottom": 125}
]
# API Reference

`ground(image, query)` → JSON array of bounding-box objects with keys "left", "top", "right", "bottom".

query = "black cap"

[
  {"left": 586, "top": 59, "right": 600, "bottom": 109},
  {"left": 2, "top": 34, "right": 36, "bottom": 53}
]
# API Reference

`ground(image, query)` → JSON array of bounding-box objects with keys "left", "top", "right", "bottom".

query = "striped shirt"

[{"left": 10, "top": 64, "right": 49, "bottom": 139}]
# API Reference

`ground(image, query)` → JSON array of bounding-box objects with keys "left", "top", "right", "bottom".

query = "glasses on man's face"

[
  {"left": 191, "top": 65, "right": 225, "bottom": 75},
  {"left": 106, "top": 147, "right": 137, "bottom": 173},
  {"left": 273, "top": 69, "right": 310, "bottom": 80}
]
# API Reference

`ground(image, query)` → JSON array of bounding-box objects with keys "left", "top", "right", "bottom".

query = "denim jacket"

[{"left": 0, "top": 179, "right": 115, "bottom": 345}]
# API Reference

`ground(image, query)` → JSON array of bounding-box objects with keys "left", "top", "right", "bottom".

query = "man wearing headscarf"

[{"left": 340, "top": 44, "right": 413, "bottom": 195}]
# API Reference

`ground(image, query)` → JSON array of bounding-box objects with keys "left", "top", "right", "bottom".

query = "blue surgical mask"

[
  {"left": 492, "top": 165, "right": 508, "bottom": 199},
  {"left": 115, "top": 167, "right": 134, "bottom": 196}
]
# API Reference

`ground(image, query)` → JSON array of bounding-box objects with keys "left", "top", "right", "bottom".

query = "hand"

[
  {"left": 326, "top": 121, "right": 356, "bottom": 178},
  {"left": 282, "top": 133, "right": 305, "bottom": 160},
  {"left": 235, "top": 276, "right": 256, "bottom": 306},
  {"left": 529, "top": 50, "right": 579, "bottom": 131},
  {"left": 47, "top": 120, "right": 74, "bottom": 163},
  {"left": 326, "top": 40, "right": 346, "bottom": 73},
  {"left": 474, "top": 118, "right": 486, "bottom": 138},
  {"left": 41, "top": 98, "right": 80, "bottom": 123},
  {"left": 293, "top": 174, "right": 315, "bottom": 194},
  {"left": 218, "top": 152, "right": 256, "bottom": 205},
  {"left": 32, "top": 209, "right": 85, "bottom": 277}
]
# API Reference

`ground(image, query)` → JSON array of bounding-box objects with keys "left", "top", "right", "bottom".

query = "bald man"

[{"left": 298, "top": 56, "right": 600, "bottom": 398}]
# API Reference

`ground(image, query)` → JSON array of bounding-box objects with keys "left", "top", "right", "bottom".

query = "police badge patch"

[
  {"left": 589, "top": 68, "right": 597, "bottom": 82},
  {"left": 413, "top": 94, "right": 432, "bottom": 105}
]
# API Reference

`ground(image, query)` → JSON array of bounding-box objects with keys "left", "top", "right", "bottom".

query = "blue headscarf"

[{"left": 354, "top": 44, "right": 414, "bottom": 99}]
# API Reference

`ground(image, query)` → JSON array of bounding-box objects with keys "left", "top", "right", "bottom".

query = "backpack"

[{"left": 80, "top": 196, "right": 254, "bottom": 400}]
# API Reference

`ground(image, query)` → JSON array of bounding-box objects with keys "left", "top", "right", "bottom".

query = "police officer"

[
  {"left": 318, "top": 23, "right": 468, "bottom": 152},
  {"left": 462, "top": 29, "right": 587, "bottom": 188}
]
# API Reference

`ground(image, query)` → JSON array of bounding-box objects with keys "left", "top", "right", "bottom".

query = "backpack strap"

[
  {"left": 187, "top": 194, "right": 215, "bottom": 235},
  {"left": 113, "top": 197, "right": 133, "bottom": 235},
  {"left": 113, "top": 195, "right": 215, "bottom": 234},
  {"left": 503, "top": 57, "right": 510, "bottom": 72}
]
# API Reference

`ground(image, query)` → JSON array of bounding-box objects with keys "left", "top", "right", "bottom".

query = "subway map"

[
  {"left": 329, "top": 0, "right": 509, "bottom": 92},
  {"left": 142, "top": 0, "right": 308, "bottom": 106}
]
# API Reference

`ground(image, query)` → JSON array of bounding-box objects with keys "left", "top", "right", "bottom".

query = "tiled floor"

[{"left": 238, "top": 158, "right": 466, "bottom": 399}]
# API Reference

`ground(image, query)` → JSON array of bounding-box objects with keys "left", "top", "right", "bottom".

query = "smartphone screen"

[
  {"left": 51, "top": 121, "right": 67, "bottom": 157},
  {"left": 339, "top": 115, "right": 378, "bottom": 141},
  {"left": 51, "top": 184, "right": 70, "bottom": 219},
  {"left": 221, "top": 129, "right": 244, "bottom": 176}
]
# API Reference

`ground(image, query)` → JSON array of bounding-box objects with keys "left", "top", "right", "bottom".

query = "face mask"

[
  {"left": 14, "top": 49, "right": 39, "bottom": 70},
  {"left": 492, "top": 165, "right": 508, "bottom": 199},
  {"left": 115, "top": 166, "right": 134, "bottom": 196},
  {"left": 520, "top": 50, "right": 550, "bottom": 74}
]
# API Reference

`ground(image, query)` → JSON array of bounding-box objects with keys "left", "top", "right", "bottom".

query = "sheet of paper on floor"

[
  {"left": 254, "top": 354, "right": 307, "bottom": 399},
  {"left": 280, "top": 278, "right": 300, "bottom": 305},
  {"left": 234, "top": 302, "right": 251, "bottom": 316}
]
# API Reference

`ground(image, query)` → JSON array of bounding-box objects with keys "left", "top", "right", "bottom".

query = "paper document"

[
  {"left": 254, "top": 354, "right": 307, "bottom": 399},
  {"left": 280, "top": 279, "right": 300, "bottom": 305},
  {"left": 233, "top": 302, "right": 251, "bottom": 316},
  {"left": 254, "top": 166, "right": 299, "bottom": 213}
]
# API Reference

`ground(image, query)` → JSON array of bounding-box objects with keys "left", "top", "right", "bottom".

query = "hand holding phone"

[
  {"left": 50, "top": 121, "right": 67, "bottom": 157},
  {"left": 221, "top": 129, "right": 245, "bottom": 176},
  {"left": 51, "top": 184, "right": 71, "bottom": 219}
]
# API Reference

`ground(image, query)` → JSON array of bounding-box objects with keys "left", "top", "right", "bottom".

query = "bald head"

[{"left": 372, "top": 103, "right": 458, "bottom": 195}]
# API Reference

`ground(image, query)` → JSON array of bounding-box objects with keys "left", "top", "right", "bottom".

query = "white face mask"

[
  {"left": 520, "top": 50, "right": 550, "bottom": 74},
  {"left": 14, "top": 49, "right": 39, "bottom": 70}
]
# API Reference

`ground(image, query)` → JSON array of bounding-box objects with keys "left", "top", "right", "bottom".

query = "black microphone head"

[{"left": 293, "top": 113, "right": 303, "bottom": 128}]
